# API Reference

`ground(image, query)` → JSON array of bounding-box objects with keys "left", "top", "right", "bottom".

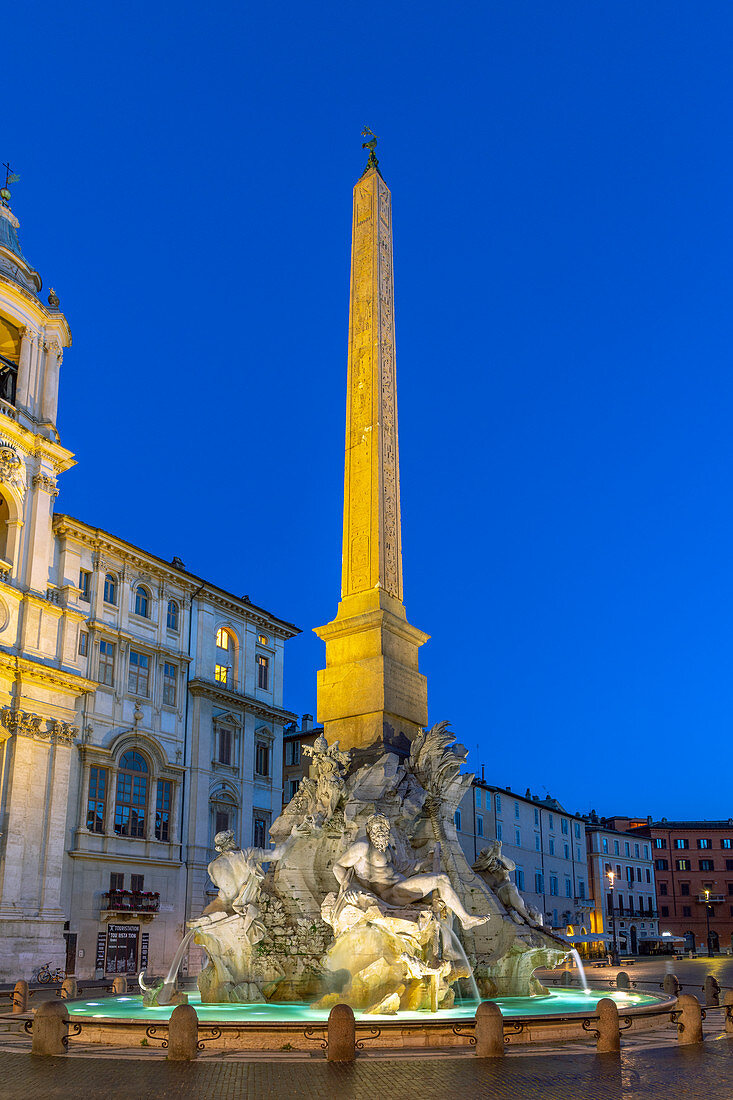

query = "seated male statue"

[{"left": 333, "top": 813, "right": 489, "bottom": 931}]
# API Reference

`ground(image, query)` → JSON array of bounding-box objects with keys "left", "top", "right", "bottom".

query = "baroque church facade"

[{"left": 0, "top": 189, "right": 298, "bottom": 981}]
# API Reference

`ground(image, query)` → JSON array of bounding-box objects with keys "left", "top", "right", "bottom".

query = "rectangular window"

[
  {"left": 574, "top": 822, "right": 580, "bottom": 839},
  {"left": 454, "top": 809, "right": 461, "bottom": 830},
  {"left": 535, "top": 808, "right": 539, "bottom": 826},
  {"left": 256, "top": 654, "right": 269, "bottom": 690},
  {"left": 644, "top": 845, "right": 650, "bottom": 859},
  {"left": 659, "top": 882, "right": 668, "bottom": 895},
  {"left": 99, "top": 639, "right": 115, "bottom": 686},
  {"left": 680, "top": 882, "right": 690, "bottom": 896},
  {"left": 661, "top": 905, "right": 669, "bottom": 917},
  {"left": 485, "top": 792, "right": 491, "bottom": 810},
  {"left": 86, "top": 766, "right": 107, "bottom": 833},
  {"left": 634, "top": 843, "right": 640, "bottom": 857},
  {"left": 645, "top": 868, "right": 651, "bottom": 882},
  {"left": 614, "top": 840, "right": 620, "bottom": 855},
  {"left": 130, "top": 874, "right": 144, "bottom": 893},
  {"left": 78, "top": 569, "right": 91, "bottom": 601},
  {"left": 676, "top": 859, "right": 690, "bottom": 871},
  {"left": 215, "top": 663, "right": 229, "bottom": 686},
  {"left": 535, "top": 871, "right": 544, "bottom": 895},
  {"left": 549, "top": 814, "right": 554, "bottom": 830},
  {"left": 654, "top": 838, "right": 666, "bottom": 849},
  {"left": 253, "top": 813, "right": 269, "bottom": 848},
  {"left": 155, "top": 779, "right": 171, "bottom": 841},
  {"left": 550, "top": 876, "right": 558, "bottom": 896},
  {"left": 515, "top": 868, "right": 524, "bottom": 890},
  {"left": 636, "top": 867, "right": 641, "bottom": 881},
  {"left": 163, "top": 662, "right": 177, "bottom": 706},
  {"left": 284, "top": 740, "right": 301, "bottom": 766},
  {"left": 698, "top": 839, "right": 712, "bottom": 849},
  {"left": 565, "top": 879, "right": 572, "bottom": 897},
  {"left": 626, "top": 866, "right": 634, "bottom": 884},
  {"left": 578, "top": 880, "right": 585, "bottom": 899},
  {"left": 287, "top": 779, "right": 299, "bottom": 801},
  {"left": 722, "top": 839, "right": 732, "bottom": 849},
  {"left": 727, "top": 860, "right": 733, "bottom": 871},
  {"left": 110, "top": 872, "right": 124, "bottom": 892},
  {"left": 477, "top": 815, "right": 484, "bottom": 837},
  {"left": 699, "top": 859, "right": 714, "bottom": 871},
  {"left": 128, "top": 650, "right": 150, "bottom": 696},
  {"left": 475, "top": 788, "right": 481, "bottom": 808},
  {"left": 728, "top": 883, "right": 733, "bottom": 896},
  {"left": 497, "top": 822, "right": 503, "bottom": 840},
  {"left": 561, "top": 818, "right": 568, "bottom": 835},
  {"left": 577, "top": 847, "right": 582, "bottom": 861},
  {"left": 602, "top": 837, "right": 608, "bottom": 853},
  {"left": 673, "top": 838, "right": 689, "bottom": 849},
  {"left": 535, "top": 834, "right": 540, "bottom": 851},
  {"left": 255, "top": 740, "right": 270, "bottom": 777},
  {"left": 655, "top": 858, "right": 669, "bottom": 870},
  {"left": 495, "top": 794, "right": 502, "bottom": 813},
  {"left": 218, "top": 728, "right": 232, "bottom": 765},
  {"left": 549, "top": 838, "right": 555, "bottom": 855},
  {"left": 515, "top": 828, "right": 521, "bottom": 846},
  {"left": 215, "top": 810, "right": 229, "bottom": 834},
  {"left": 78, "top": 630, "right": 88, "bottom": 657},
  {"left": 682, "top": 906, "right": 692, "bottom": 917},
  {"left": 564, "top": 843, "right": 569, "bottom": 860},
  {"left": 514, "top": 801, "right": 519, "bottom": 819},
  {"left": 624, "top": 842, "right": 630, "bottom": 856}
]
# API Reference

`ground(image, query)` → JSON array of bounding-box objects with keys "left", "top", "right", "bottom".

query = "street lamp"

[
  {"left": 607, "top": 870, "right": 620, "bottom": 967},
  {"left": 704, "top": 888, "right": 713, "bottom": 957}
]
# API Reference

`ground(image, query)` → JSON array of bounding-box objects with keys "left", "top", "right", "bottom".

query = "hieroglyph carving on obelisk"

[{"left": 343, "top": 167, "right": 402, "bottom": 602}]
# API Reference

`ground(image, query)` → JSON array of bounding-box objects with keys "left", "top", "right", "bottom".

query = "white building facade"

[
  {"left": 0, "top": 189, "right": 298, "bottom": 981},
  {"left": 456, "top": 782, "right": 591, "bottom": 936},
  {"left": 584, "top": 816, "right": 659, "bottom": 955}
]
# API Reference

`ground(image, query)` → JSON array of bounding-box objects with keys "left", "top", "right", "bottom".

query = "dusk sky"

[{"left": 4, "top": 2, "right": 733, "bottom": 820}]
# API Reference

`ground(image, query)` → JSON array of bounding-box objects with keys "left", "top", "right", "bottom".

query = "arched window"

[
  {"left": 210, "top": 786, "right": 238, "bottom": 842},
  {"left": 104, "top": 573, "right": 118, "bottom": 605},
  {"left": 134, "top": 585, "right": 150, "bottom": 618},
  {"left": 0, "top": 492, "right": 9, "bottom": 563},
  {"left": 215, "top": 628, "right": 234, "bottom": 687},
  {"left": 114, "top": 750, "right": 149, "bottom": 837},
  {"left": 166, "top": 599, "right": 179, "bottom": 631}
]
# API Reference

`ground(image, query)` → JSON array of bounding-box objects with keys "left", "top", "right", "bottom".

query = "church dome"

[{"left": 0, "top": 200, "right": 42, "bottom": 296}]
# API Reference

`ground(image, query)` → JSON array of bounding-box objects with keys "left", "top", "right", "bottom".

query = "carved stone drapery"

[{"left": 0, "top": 708, "right": 78, "bottom": 745}]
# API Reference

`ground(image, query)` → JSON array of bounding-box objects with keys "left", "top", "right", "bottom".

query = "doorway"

[
  {"left": 630, "top": 925, "right": 638, "bottom": 953},
  {"left": 105, "top": 924, "right": 140, "bottom": 974},
  {"left": 64, "top": 932, "right": 77, "bottom": 976}
]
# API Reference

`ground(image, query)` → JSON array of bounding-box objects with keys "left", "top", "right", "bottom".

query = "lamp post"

[
  {"left": 704, "top": 888, "right": 713, "bottom": 957},
  {"left": 607, "top": 870, "right": 620, "bottom": 966}
]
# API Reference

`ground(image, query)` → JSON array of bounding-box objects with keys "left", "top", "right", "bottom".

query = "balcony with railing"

[{"left": 102, "top": 890, "right": 160, "bottom": 917}]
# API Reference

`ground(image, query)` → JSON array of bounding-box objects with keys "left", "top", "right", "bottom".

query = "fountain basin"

[{"left": 57, "top": 989, "right": 675, "bottom": 1050}]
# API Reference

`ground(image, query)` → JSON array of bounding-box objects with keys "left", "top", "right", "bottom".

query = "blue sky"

[{"left": 4, "top": 2, "right": 733, "bottom": 818}]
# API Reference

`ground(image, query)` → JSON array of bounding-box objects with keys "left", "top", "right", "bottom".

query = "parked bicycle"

[{"left": 33, "top": 962, "right": 65, "bottom": 984}]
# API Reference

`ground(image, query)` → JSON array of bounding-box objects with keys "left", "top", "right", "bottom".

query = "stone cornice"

[
  {"left": 67, "top": 848, "right": 182, "bottom": 868},
  {"left": 0, "top": 650, "right": 96, "bottom": 694},
  {"left": 188, "top": 677, "right": 296, "bottom": 724}
]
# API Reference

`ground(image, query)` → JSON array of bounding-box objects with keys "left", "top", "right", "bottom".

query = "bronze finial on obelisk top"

[
  {"left": 313, "top": 137, "right": 429, "bottom": 756},
  {"left": 361, "top": 127, "right": 380, "bottom": 175}
]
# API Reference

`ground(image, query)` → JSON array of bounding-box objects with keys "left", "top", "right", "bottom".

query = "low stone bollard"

[
  {"left": 676, "top": 994, "right": 703, "bottom": 1045},
  {"left": 327, "top": 1003, "right": 356, "bottom": 1063},
  {"left": 112, "top": 976, "right": 127, "bottom": 995},
  {"left": 12, "top": 980, "right": 29, "bottom": 1014},
  {"left": 616, "top": 971, "right": 630, "bottom": 990},
  {"left": 32, "top": 1000, "right": 69, "bottom": 1056},
  {"left": 167, "top": 1003, "right": 198, "bottom": 1061},
  {"left": 596, "top": 997, "right": 621, "bottom": 1054},
  {"left": 724, "top": 990, "right": 733, "bottom": 1035},
  {"left": 704, "top": 975, "right": 720, "bottom": 1007},
  {"left": 475, "top": 1001, "right": 504, "bottom": 1058},
  {"left": 60, "top": 978, "right": 77, "bottom": 1001},
  {"left": 663, "top": 973, "right": 680, "bottom": 997}
]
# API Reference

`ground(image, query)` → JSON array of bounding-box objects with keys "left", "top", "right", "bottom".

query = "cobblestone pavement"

[{"left": 0, "top": 1041, "right": 732, "bottom": 1099}]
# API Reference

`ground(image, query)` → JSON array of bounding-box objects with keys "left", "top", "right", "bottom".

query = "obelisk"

[{"left": 314, "top": 133, "right": 429, "bottom": 754}]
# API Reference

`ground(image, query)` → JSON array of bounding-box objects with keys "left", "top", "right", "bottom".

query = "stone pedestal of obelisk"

[{"left": 314, "top": 150, "right": 429, "bottom": 754}]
